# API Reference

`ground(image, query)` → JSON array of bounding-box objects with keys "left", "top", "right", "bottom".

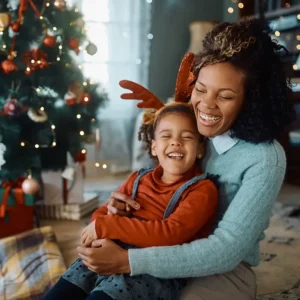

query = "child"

[{"left": 44, "top": 53, "right": 218, "bottom": 300}]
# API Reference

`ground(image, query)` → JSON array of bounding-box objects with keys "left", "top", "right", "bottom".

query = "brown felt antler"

[
  {"left": 119, "top": 80, "right": 164, "bottom": 110},
  {"left": 174, "top": 52, "right": 196, "bottom": 103}
]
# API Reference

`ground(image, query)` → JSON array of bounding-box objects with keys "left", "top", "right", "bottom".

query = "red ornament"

[
  {"left": 75, "top": 151, "right": 86, "bottom": 163},
  {"left": 23, "top": 49, "right": 49, "bottom": 72},
  {"left": 64, "top": 91, "right": 77, "bottom": 105},
  {"left": 43, "top": 35, "right": 56, "bottom": 47},
  {"left": 1, "top": 59, "right": 18, "bottom": 74},
  {"left": 68, "top": 38, "right": 80, "bottom": 54},
  {"left": 81, "top": 93, "right": 91, "bottom": 104},
  {"left": 22, "top": 177, "right": 40, "bottom": 195},
  {"left": 11, "top": 22, "right": 21, "bottom": 32},
  {"left": 4, "top": 96, "right": 21, "bottom": 116}
]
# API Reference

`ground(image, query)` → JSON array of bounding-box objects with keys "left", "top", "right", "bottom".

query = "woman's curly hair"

[
  {"left": 194, "top": 17, "right": 295, "bottom": 143},
  {"left": 138, "top": 103, "right": 200, "bottom": 162}
]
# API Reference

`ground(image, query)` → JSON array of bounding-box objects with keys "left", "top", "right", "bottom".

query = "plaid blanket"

[{"left": 0, "top": 226, "right": 66, "bottom": 300}]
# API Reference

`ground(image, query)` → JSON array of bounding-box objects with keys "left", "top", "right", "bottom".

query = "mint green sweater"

[{"left": 128, "top": 139, "right": 286, "bottom": 278}]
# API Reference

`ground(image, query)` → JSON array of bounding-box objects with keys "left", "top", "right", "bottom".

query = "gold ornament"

[{"left": 0, "top": 13, "right": 11, "bottom": 32}]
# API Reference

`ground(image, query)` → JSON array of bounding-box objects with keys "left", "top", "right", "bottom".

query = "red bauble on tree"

[
  {"left": 68, "top": 38, "right": 80, "bottom": 54},
  {"left": 11, "top": 22, "right": 21, "bottom": 32},
  {"left": 1, "top": 58, "right": 18, "bottom": 74},
  {"left": 4, "top": 95, "right": 21, "bottom": 116},
  {"left": 82, "top": 93, "right": 91, "bottom": 104},
  {"left": 43, "top": 35, "right": 56, "bottom": 47}
]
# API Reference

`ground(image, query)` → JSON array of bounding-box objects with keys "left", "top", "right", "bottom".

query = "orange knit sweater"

[{"left": 91, "top": 165, "right": 218, "bottom": 248}]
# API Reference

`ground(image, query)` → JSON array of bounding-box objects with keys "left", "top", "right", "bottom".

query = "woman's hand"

[
  {"left": 77, "top": 239, "right": 131, "bottom": 275},
  {"left": 81, "top": 220, "right": 97, "bottom": 246},
  {"left": 107, "top": 191, "right": 140, "bottom": 216}
]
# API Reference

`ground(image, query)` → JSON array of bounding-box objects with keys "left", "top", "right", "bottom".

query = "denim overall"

[{"left": 62, "top": 168, "right": 209, "bottom": 300}]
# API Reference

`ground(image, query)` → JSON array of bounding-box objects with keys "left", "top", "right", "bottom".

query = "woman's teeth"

[{"left": 199, "top": 112, "right": 221, "bottom": 122}]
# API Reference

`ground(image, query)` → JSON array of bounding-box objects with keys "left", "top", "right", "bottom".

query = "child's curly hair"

[
  {"left": 138, "top": 103, "right": 200, "bottom": 162},
  {"left": 194, "top": 17, "right": 295, "bottom": 143}
]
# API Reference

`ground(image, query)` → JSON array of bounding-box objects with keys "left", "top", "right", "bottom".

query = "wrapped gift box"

[
  {"left": 0, "top": 181, "right": 36, "bottom": 238},
  {"left": 38, "top": 164, "right": 99, "bottom": 220}
]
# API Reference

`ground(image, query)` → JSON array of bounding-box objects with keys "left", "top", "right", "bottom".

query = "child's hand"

[{"left": 81, "top": 220, "right": 97, "bottom": 246}]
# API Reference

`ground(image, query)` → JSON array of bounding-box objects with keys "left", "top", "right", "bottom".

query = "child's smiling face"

[{"left": 151, "top": 112, "right": 202, "bottom": 183}]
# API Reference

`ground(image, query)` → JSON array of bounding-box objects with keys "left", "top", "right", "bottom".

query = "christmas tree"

[{"left": 0, "top": 0, "right": 108, "bottom": 182}]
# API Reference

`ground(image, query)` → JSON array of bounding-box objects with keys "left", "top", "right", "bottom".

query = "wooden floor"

[{"left": 40, "top": 218, "right": 87, "bottom": 267}]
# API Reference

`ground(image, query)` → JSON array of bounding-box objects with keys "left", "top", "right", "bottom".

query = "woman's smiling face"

[{"left": 191, "top": 62, "right": 245, "bottom": 137}]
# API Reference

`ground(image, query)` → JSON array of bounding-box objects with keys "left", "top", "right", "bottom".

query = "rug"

[{"left": 255, "top": 202, "right": 300, "bottom": 298}]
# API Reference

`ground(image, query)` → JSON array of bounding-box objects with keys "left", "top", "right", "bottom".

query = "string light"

[
  {"left": 80, "top": 130, "right": 85, "bottom": 136},
  {"left": 79, "top": 46, "right": 83, "bottom": 51},
  {"left": 57, "top": 57, "right": 60, "bottom": 61},
  {"left": 2, "top": 45, "right": 6, "bottom": 49},
  {"left": 53, "top": 27, "right": 57, "bottom": 31},
  {"left": 76, "top": 114, "right": 81, "bottom": 119},
  {"left": 35, "top": 144, "right": 40, "bottom": 148},
  {"left": 293, "top": 64, "right": 298, "bottom": 70},
  {"left": 275, "top": 31, "right": 280, "bottom": 37},
  {"left": 81, "top": 149, "right": 86, "bottom": 154},
  {"left": 89, "top": 80, "right": 94, "bottom": 85},
  {"left": 91, "top": 118, "right": 96, "bottom": 122},
  {"left": 36, "top": 88, "right": 41, "bottom": 92},
  {"left": 40, "top": 106, "right": 44, "bottom": 111},
  {"left": 59, "top": 45, "right": 63, "bottom": 49},
  {"left": 26, "top": 67, "right": 30, "bottom": 72},
  {"left": 83, "top": 96, "right": 89, "bottom": 102},
  {"left": 297, "top": 14, "right": 300, "bottom": 20},
  {"left": 54, "top": 1, "right": 59, "bottom": 6},
  {"left": 238, "top": 3, "right": 244, "bottom": 9},
  {"left": 37, "top": 60, "right": 41, "bottom": 64},
  {"left": 78, "top": 64, "right": 83, "bottom": 69},
  {"left": 228, "top": 7, "right": 234, "bottom": 13},
  {"left": 95, "top": 162, "right": 100, "bottom": 167},
  {"left": 0, "top": 32, "right": 3, "bottom": 35},
  {"left": 46, "top": 2, "right": 50, "bottom": 7},
  {"left": 31, "top": 59, "right": 35, "bottom": 63},
  {"left": 51, "top": 125, "right": 56, "bottom": 129},
  {"left": 296, "top": 44, "right": 300, "bottom": 50},
  {"left": 102, "top": 164, "right": 107, "bottom": 169},
  {"left": 297, "top": 35, "right": 300, "bottom": 41},
  {"left": 52, "top": 141, "right": 56, "bottom": 146},
  {"left": 147, "top": 33, "right": 153, "bottom": 40},
  {"left": 20, "top": 142, "right": 25, "bottom": 147},
  {"left": 83, "top": 81, "right": 87, "bottom": 86},
  {"left": 40, "top": 16, "right": 43, "bottom": 20}
]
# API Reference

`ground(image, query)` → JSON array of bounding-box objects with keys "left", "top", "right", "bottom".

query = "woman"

[{"left": 77, "top": 17, "right": 294, "bottom": 299}]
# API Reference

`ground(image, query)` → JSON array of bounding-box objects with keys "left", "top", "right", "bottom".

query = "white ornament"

[
  {"left": 0, "top": 143, "right": 6, "bottom": 170},
  {"left": 27, "top": 108, "right": 48, "bottom": 123}
]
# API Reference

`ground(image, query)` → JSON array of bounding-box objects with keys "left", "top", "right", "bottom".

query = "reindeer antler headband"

[{"left": 119, "top": 52, "right": 196, "bottom": 125}]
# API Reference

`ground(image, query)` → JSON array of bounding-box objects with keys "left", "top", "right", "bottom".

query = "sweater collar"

[{"left": 210, "top": 131, "right": 239, "bottom": 155}]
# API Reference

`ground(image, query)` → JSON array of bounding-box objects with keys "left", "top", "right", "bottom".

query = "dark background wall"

[{"left": 148, "top": 0, "right": 237, "bottom": 101}]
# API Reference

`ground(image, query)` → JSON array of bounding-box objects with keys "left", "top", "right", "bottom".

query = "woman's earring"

[{"left": 197, "top": 153, "right": 203, "bottom": 159}]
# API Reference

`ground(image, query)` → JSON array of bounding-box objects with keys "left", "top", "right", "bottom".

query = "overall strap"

[
  {"left": 132, "top": 168, "right": 153, "bottom": 200},
  {"left": 163, "top": 173, "right": 208, "bottom": 219}
]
